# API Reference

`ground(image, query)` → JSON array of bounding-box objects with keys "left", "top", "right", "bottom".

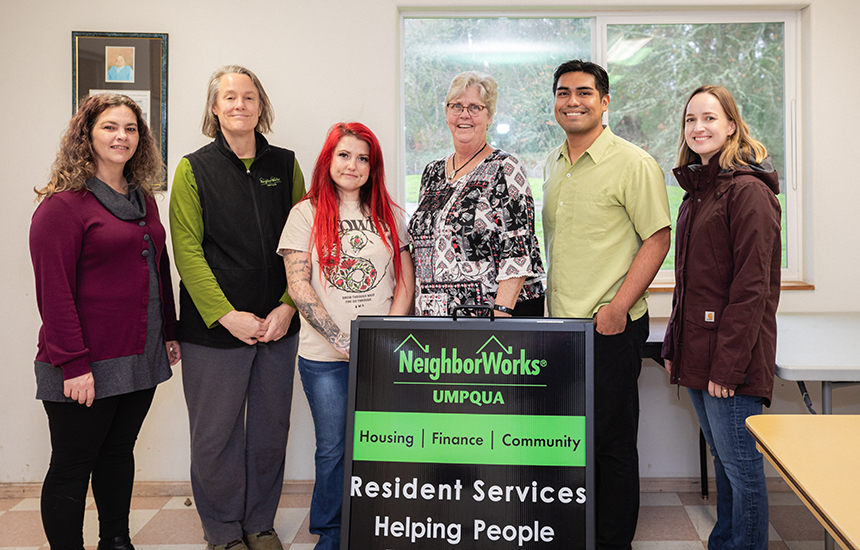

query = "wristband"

[{"left": 493, "top": 304, "right": 515, "bottom": 314}]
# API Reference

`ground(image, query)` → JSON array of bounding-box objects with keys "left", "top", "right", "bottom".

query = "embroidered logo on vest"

[{"left": 259, "top": 176, "right": 281, "bottom": 187}]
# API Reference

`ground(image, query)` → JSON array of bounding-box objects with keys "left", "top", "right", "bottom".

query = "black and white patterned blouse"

[{"left": 407, "top": 149, "right": 545, "bottom": 316}]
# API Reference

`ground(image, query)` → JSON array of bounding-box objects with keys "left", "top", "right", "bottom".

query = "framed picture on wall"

[
  {"left": 105, "top": 46, "right": 136, "bottom": 83},
  {"left": 72, "top": 31, "right": 168, "bottom": 182}
]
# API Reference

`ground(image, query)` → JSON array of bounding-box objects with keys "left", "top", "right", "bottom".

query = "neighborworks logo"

[
  {"left": 395, "top": 335, "right": 547, "bottom": 381},
  {"left": 259, "top": 176, "right": 281, "bottom": 187}
]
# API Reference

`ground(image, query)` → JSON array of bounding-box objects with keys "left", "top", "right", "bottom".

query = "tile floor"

[{"left": 0, "top": 489, "right": 825, "bottom": 549}]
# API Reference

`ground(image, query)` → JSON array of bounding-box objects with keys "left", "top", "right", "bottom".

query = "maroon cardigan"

[
  {"left": 30, "top": 189, "right": 178, "bottom": 380},
  {"left": 662, "top": 153, "right": 781, "bottom": 404}
]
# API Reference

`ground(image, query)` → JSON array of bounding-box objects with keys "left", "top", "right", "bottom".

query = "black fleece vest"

[{"left": 178, "top": 131, "right": 299, "bottom": 348}]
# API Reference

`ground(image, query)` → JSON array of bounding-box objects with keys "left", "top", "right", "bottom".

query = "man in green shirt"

[{"left": 542, "top": 59, "right": 671, "bottom": 550}]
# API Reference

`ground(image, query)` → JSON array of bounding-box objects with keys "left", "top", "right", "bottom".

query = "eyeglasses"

[{"left": 446, "top": 103, "right": 487, "bottom": 116}]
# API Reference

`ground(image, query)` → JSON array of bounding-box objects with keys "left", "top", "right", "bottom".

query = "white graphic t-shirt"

[{"left": 278, "top": 199, "right": 407, "bottom": 362}]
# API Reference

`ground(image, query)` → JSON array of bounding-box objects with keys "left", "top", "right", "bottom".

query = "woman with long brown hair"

[
  {"left": 30, "top": 93, "right": 180, "bottom": 550},
  {"left": 662, "top": 85, "right": 781, "bottom": 549}
]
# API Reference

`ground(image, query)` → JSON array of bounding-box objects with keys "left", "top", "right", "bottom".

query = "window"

[
  {"left": 401, "top": 11, "right": 800, "bottom": 280},
  {"left": 603, "top": 15, "right": 796, "bottom": 278}
]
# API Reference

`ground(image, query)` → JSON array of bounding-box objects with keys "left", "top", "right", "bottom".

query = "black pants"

[
  {"left": 41, "top": 387, "right": 156, "bottom": 550},
  {"left": 593, "top": 311, "right": 649, "bottom": 550},
  {"left": 512, "top": 296, "right": 545, "bottom": 317}
]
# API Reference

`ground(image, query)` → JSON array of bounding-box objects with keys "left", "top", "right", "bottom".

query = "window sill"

[{"left": 648, "top": 280, "right": 815, "bottom": 293}]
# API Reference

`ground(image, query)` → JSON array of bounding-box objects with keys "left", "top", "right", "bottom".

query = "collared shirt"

[{"left": 542, "top": 126, "right": 671, "bottom": 320}]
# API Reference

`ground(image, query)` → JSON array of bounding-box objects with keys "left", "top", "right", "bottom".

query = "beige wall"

[{"left": 2, "top": 0, "right": 859, "bottom": 484}]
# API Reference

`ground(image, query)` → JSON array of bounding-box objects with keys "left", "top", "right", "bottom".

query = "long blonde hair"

[
  {"left": 36, "top": 94, "right": 162, "bottom": 201},
  {"left": 676, "top": 85, "right": 767, "bottom": 170}
]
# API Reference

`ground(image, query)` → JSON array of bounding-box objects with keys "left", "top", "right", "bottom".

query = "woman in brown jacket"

[{"left": 662, "top": 85, "right": 781, "bottom": 550}]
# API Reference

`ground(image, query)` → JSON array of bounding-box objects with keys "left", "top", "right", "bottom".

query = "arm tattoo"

[{"left": 283, "top": 249, "right": 349, "bottom": 351}]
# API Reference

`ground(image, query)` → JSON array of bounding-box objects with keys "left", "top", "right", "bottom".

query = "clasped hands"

[{"left": 218, "top": 304, "right": 296, "bottom": 346}]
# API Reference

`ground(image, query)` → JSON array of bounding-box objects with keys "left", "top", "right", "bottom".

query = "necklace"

[{"left": 447, "top": 143, "right": 487, "bottom": 182}]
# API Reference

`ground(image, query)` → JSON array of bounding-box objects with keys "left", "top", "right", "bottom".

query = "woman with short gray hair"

[
  {"left": 407, "top": 71, "right": 545, "bottom": 317},
  {"left": 170, "top": 66, "right": 304, "bottom": 550}
]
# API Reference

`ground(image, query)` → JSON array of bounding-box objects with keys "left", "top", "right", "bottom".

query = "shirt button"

[
  {"left": 141, "top": 250, "right": 150, "bottom": 258},
  {"left": 143, "top": 234, "right": 151, "bottom": 242},
  {"left": 139, "top": 221, "right": 146, "bottom": 227},
  {"left": 566, "top": 173, "right": 571, "bottom": 178},
  {"left": 559, "top": 201, "right": 564, "bottom": 206}
]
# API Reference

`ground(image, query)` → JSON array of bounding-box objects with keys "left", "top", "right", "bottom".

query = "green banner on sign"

[{"left": 353, "top": 411, "right": 585, "bottom": 467}]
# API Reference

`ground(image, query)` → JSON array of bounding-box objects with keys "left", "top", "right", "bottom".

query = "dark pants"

[
  {"left": 512, "top": 296, "right": 546, "bottom": 317},
  {"left": 181, "top": 334, "right": 298, "bottom": 545},
  {"left": 593, "top": 311, "right": 648, "bottom": 550},
  {"left": 41, "top": 387, "right": 156, "bottom": 550}
]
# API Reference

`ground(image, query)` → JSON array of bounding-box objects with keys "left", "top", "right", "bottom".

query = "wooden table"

[{"left": 746, "top": 414, "right": 860, "bottom": 550}]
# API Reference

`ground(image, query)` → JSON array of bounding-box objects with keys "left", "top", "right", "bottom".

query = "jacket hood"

[
  {"left": 731, "top": 155, "right": 780, "bottom": 195},
  {"left": 674, "top": 151, "right": 780, "bottom": 196}
]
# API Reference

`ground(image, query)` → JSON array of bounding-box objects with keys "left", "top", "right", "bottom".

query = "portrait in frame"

[
  {"left": 72, "top": 31, "right": 168, "bottom": 183},
  {"left": 105, "top": 46, "right": 135, "bottom": 83}
]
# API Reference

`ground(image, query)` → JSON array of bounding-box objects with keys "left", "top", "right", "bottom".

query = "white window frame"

[{"left": 399, "top": 9, "right": 802, "bottom": 283}]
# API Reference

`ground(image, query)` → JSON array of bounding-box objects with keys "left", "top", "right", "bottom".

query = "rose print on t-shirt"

[
  {"left": 323, "top": 221, "right": 391, "bottom": 294},
  {"left": 349, "top": 232, "right": 368, "bottom": 253}
]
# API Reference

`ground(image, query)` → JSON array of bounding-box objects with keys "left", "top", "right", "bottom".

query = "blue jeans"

[
  {"left": 299, "top": 357, "right": 349, "bottom": 550},
  {"left": 688, "top": 389, "right": 768, "bottom": 550}
]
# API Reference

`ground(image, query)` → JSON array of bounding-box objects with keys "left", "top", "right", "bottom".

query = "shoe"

[
  {"left": 246, "top": 529, "right": 283, "bottom": 550},
  {"left": 97, "top": 535, "right": 134, "bottom": 550},
  {"left": 207, "top": 540, "right": 248, "bottom": 550}
]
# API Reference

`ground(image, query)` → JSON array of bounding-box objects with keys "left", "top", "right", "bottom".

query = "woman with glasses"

[
  {"left": 170, "top": 66, "right": 304, "bottom": 550},
  {"left": 407, "top": 71, "right": 545, "bottom": 317}
]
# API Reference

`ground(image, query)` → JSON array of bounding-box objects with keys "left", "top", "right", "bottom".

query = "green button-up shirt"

[{"left": 542, "top": 126, "right": 671, "bottom": 320}]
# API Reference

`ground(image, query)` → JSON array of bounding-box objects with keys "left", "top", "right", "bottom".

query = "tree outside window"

[{"left": 403, "top": 15, "right": 792, "bottom": 273}]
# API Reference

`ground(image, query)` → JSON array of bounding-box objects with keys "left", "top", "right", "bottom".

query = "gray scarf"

[{"left": 86, "top": 177, "right": 146, "bottom": 220}]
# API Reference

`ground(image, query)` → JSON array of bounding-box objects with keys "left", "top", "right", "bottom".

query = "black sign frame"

[{"left": 342, "top": 316, "right": 594, "bottom": 550}]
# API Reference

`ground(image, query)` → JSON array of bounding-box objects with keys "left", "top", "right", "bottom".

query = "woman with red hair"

[{"left": 279, "top": 122, "right": 414, "bottom": 550}]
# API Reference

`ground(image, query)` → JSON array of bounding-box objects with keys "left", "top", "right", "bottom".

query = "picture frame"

[{"left": 72, "top": 31, "right": 168, "bottom": 183}]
